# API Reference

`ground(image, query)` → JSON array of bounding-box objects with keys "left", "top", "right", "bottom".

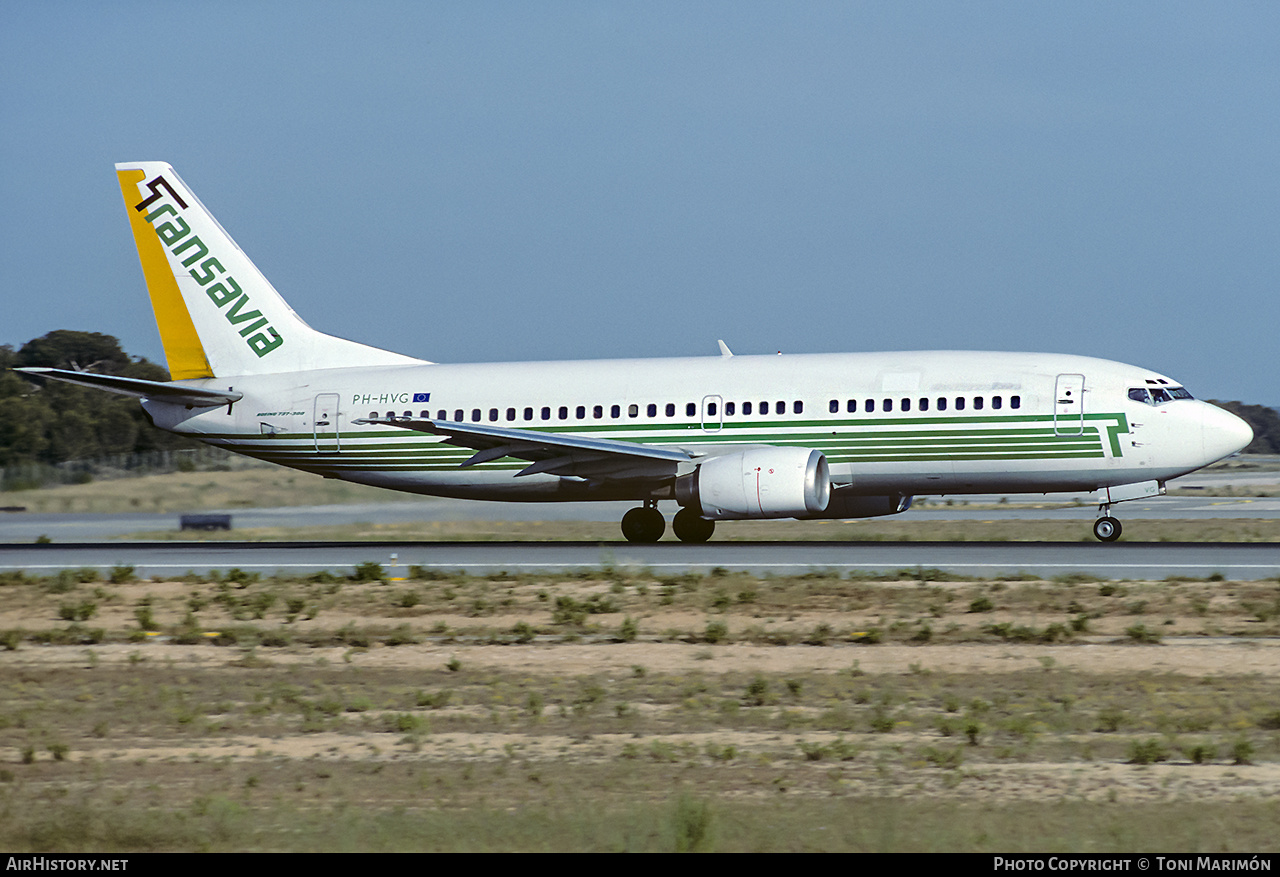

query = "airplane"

[{"left": 16, "top": 162, "right": 1254, "bottom": 543}]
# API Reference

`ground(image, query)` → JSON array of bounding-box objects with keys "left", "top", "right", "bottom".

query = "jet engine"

[{"left": 675, "top": 447, "right": 830, "bottom": 519}]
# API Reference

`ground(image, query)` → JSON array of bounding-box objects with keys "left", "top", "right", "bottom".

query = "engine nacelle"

[
  {"left": 796, "top": 490, "right": 913, "bottom": 520},
  {"left": 675, "top": 447, "right": 830, "bottom": 520}
]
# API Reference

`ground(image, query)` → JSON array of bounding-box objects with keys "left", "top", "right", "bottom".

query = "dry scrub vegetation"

[{"left": 2, "top": 564, "right": 1279, "bottom": 851}]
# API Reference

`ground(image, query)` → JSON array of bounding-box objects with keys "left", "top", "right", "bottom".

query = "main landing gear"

[
  {"left": 620, "top": 504, "right": 716, "bottom": 543},
  {"left": 1093, "top": 505, "right": 1122, "bottom": 542},
  {"left": 620, "top": 504, "right": 664, "bottom": 543}
]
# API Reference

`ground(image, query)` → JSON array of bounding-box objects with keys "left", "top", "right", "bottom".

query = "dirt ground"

[{"left": 2, "top": 568, "right": 1278, "bottom": 850}]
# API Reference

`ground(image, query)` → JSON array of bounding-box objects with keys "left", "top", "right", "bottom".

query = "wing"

[
  {"left": 356, "top": 417, "right": 693, "bottom": 481},
  {"left": 15, "top": 367, "right": 242, "bottom": 407}
]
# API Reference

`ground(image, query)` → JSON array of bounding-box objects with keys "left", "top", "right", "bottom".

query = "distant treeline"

[
  {"left": 2, "top": 331, "right": 1277, "bottom": 472},
  {"left": 0, "top": 330, "right": 202, "bottom": 471}
]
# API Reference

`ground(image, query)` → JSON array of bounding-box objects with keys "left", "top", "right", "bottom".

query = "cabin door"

[
  {"left": 1053, "top": 374, "right": 1085, "bottom": 435},
  {"left": 313, "top": 393, "right": 342, "bottom": 453}
]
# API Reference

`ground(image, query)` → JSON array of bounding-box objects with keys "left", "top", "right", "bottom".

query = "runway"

[
  {"left": 3, "top": 493, "right": 1280, "bottom": 543},
  {"left": 3, "top": 540, "right": 1280, "bottom": 580}
]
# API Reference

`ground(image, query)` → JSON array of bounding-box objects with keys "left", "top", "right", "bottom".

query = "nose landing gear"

[{"left": 1093, "top": 505, "right": 1122, "bottom": 542}]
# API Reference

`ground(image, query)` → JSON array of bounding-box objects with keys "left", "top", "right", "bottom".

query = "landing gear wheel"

[
  {"left": 1093, "top": 516, "right": 1122, "bottom": 542},
  {"left": 672, "top": 508, "right": 715, "bottom": 543},
  {"left": 621, "top": 507, "right": 665, "bottom": 543}
]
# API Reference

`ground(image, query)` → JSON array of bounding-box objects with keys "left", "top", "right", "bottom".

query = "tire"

[
  {"left": 621, "top": 507, "right": 665, "bottom": 543},
  {"left": 672, "top": 507, "right": 716, "bottom": 543},
  {"left": 1093, "top": 516, "right": 1122, "bottom": 542}
]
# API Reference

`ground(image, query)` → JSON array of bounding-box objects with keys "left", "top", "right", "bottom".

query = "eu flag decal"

[{"left": 412, "top": 392, "right": 431, "bottom": 403}]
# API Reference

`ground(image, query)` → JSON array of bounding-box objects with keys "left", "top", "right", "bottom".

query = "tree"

[{"left": 3, "top": 331, "right": 201, "bottom": 467}]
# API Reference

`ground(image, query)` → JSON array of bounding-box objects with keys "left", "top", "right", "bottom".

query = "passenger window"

[
  {"left": 743, "top": 401, "right": 753, "bottom": 415},
  {"left": 974, "top": 397, "right": 983, "bottom": 410},
  {"left": 992, "top": 396, "right": 1002, "bottom": 410},
  {"left": 647, "top": 403, "right": 657, "bottom": 417},
  {"left": 776, "top": 401, "right": 785, "bottom": 415},
  {"left": 471, "top": 409, "right": 481, "bottom": 422},
  {"left": 453, "top": 409, "right": 463, "bottom": 421},
  {"left": 665, "top": 403, "right": 675, "bottom": 417},
  {"left": 610, "top": 404, "right": 620, "bottom": 418},
  {"left": 576, "top": 405, "right": 585, "bottom": 419},
  {"left": 687, "top": 403, "right": 697, "bottom": 417},
  {"left": 386, "top": 411, "right": 395, "bottom": 419},
  {"left": 864, "top": 399, "right": 874, "bottom": 413},
  {"left": 707, "top": 402, "right": 717, "bottom": 416},
  {"left": 489, "top": 408, "right": 499, "bottom": 422},
  {"left": 882, "top": 399, "right": 893, "bottom": 412},
  {"left": 558, "top": 406, "right": 568, "bottom": 419},
  {"left": 919, "top": 398, "right": 929, "bottom": 412},
  {"left": 794, "top": 401, "right": 803, "bottom": 414},
  {"left": 847, "top": 400, "right": 856, "bottom": 413},
  {"left": 506, "top": 408, "right": 516, "bottom": 421},
  {"left": 829, "top": 399, "right": 839, "bottom": 414},
  {"left": 593, "top": 405, "right": 603, "bottom": 419},
  {"left": 1011, "top": 396, "right": 1021, "bottom": 409},
  {"left": 901, "top": 398, "right": 910, "bottom": 412},
  {"left": 726, "top": 402, "right": 735, "bottom": 416},
  {"left": 523, "top": 407, "right": 533, "bottom": 421},
  {"left": 541, "top": 406, "right": 551, "bottom": 420},
  {"left": 955, "top": 398, "right": 965, "bottom": 411},
  {"left": 937, "top": 398, "right": 947, "bottom": 411},
  {"left": 368, "top": 411, "right": 377, "bottom": 419}
]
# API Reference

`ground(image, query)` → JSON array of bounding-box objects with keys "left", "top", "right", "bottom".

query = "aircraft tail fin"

[{"left": 115, "top": 162, "right": 425, "bottom": 379}]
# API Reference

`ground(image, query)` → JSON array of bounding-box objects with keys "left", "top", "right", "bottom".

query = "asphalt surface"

[
  {"left": 4, "top": 494, "right": 1280, "bottom": 544},
  {"left": 2, "top": 540, "right": 1278, "bottom": 580}
]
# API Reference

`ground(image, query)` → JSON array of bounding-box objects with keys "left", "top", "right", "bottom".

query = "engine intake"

[{"left": 676, "top": 447, "right": 830, "bottom": 520}]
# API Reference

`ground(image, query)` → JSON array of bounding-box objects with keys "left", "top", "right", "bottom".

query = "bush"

[
  {"left": 1183, "top": 742, "right": 1217, "bottom": 764},
  {"left": 968, "top": 596, "right": 994, "bottom": 613},
  {"left": 742, "top": 675, "right": 769, "bottom": 706},
  {"left": 619, "top": 616, "right": 638, "bottom": 643},
  {"left": 1127, "top": 738, "right": 1169, "bottom": 764},
  {"left": 352, "top": 562, "right": 385, "bottom": 583},
  {"left": 703, "top": 620, "right": 728, "bottom": 644},
  {"left": 1125, "top": 623, "right": 1162, "bottom": 644}
]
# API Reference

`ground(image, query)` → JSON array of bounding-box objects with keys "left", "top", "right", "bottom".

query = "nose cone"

[{"left": 1202, "top": 405, "right": 1254, "bottom": 462}]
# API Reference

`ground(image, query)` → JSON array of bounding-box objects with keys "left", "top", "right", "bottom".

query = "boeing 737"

[{"left": 17, "top": 162, "right": 1254, "bottom": 542}]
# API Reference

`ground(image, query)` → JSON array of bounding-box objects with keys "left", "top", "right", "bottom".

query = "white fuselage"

[{"left": 144, "top": 349, "right": 1250, "bottom": 505}]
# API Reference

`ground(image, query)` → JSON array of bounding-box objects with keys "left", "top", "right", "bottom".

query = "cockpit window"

[{"left": 1129, "top": 386, "right": 1194, "bottom": 405}]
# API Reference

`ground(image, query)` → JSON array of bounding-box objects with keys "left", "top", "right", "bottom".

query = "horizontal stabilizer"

[{"left": 15, "top": 367, "right": 242, "bottom": 407}]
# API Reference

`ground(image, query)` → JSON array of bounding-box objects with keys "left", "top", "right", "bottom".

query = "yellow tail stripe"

[{"left": 116, "top": 169, "right": 213, "bottom": 380}]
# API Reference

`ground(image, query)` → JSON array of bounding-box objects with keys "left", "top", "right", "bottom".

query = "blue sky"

[{"left": 3, "top": 1, "right": 1278, "bottom": 402}]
